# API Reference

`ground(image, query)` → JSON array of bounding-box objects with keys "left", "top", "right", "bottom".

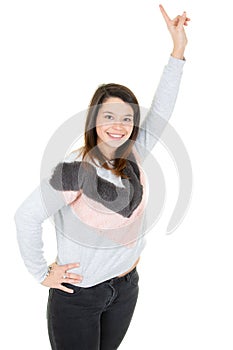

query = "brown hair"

[{"left": 72, "top": 83, "right": 140, "bottom": 178}]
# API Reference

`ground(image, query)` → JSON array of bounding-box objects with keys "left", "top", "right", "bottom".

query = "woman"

[{"left": 14, "top": 5, "right": 190, "bottom": 350}]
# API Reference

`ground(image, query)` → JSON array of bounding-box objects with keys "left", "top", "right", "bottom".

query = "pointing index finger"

[{"left": 159, "top": 4, "right": 171, "bottom": 25}]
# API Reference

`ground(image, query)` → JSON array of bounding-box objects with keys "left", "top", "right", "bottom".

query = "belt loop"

[{"left": 125, "top": 273, "right": 130, "bottom": 281}]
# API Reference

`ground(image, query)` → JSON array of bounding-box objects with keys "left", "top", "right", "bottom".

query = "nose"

[
  {"left": 110, "top": 124, "right": 125, "bottom": 134},
  {"left": 112, "top": 123, "right": 123, "bottom": 130}
]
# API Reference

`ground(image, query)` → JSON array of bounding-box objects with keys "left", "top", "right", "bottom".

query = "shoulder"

[
  {"left": 64, "top": 148, "right": 83, "bottom": 162},
  {"left": 49, "top": 149, "right": 97, "bottom": 191},
  {"left": 49, "top": 162, "right": 81, "bottom": 191},
  {"left": 49, "top": 150, "right": 83, "bottom": 191},
  {"left": 64, "top": 149, "right": 96, "bottom": 166}
]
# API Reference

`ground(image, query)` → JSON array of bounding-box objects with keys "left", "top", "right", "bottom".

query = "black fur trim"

[{"left": 49, "top": 154, "right": 143, "bottom": 218}]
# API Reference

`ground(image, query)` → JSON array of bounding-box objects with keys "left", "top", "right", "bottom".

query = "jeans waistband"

[
  {"left": 104, "top": 266, "right": 137, "bottom": 284},
  {"left": 61, "top": 267, "right": 137, "bottom": 291}
]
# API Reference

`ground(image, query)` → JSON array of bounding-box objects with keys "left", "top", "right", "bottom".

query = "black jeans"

[{"left": 47, "top": 267, "right": 139, "bottom": 350}]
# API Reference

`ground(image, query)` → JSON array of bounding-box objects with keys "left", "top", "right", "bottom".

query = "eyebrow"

[{"left": 103, "top": 111, "right": 134, "bottom": 117}]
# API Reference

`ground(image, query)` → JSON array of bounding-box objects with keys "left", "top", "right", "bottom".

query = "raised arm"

[{"left": 135, "top": 5, "right": 190, "bottom": 160}]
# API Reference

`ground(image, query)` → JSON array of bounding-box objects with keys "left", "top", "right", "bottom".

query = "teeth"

[{"left": 108, "top": 133, "right": 123, "bottom": 138}]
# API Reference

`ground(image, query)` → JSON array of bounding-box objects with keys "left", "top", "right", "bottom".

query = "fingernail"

[{"left": 76, "top": 263, "right": 80, "bottom": 267}]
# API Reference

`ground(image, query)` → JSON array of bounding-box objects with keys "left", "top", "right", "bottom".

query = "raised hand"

[{"left": 159, "top": 4, "right": 191, "bottom": 59}]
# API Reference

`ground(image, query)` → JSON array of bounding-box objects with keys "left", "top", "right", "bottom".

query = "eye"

[
  {"left": 104, "top": 115, "right": 114, "bottom": 120},
  {"left": 123, "top": 117, "right": 133, "bottom": 123}
]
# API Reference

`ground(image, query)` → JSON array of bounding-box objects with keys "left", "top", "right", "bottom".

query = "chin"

[{"left": 107, "top": 139, "right": 127, "bottom": 149}]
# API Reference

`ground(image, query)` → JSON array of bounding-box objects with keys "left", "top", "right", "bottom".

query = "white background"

[{"left": 1, "top": 0, "right": 233, "bottom": 349}]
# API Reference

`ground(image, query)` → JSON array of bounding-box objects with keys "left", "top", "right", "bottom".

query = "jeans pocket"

[
  {"left": 53, "top": 283, "right": 83, "bottom": 297},
  {"left": 129, "top": 269, "right": 139, "bottom": 287}
]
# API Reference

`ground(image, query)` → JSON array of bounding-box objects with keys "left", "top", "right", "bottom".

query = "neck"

[{"left": 97, "top": 141, "right": 116, "bottom": 161}]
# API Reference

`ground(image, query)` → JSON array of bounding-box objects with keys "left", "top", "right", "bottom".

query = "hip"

[{"left": 117, "top": 256, "right": 140, "bottom": 277}]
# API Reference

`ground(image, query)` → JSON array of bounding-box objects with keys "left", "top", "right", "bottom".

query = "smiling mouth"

[{"left": 107, "top": 132, "right": 125, "bottom": 139}]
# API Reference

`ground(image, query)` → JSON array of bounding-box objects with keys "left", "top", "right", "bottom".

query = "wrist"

[
  {"left": 45, "top": 265, "right": 53, "bottom": 278},
  {"left": 171, "top": 47, "right": 186, "bottom": 60},
  {"left": 44, "top": 262, "right": 56, "bottom": 278}
]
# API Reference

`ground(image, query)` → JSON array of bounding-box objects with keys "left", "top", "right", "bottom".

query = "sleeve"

[
  {"left": 135, "top": 55, "right": 186, "bottom": 160},
  {"left": 14, "top": 161, "right": 81, "bottom": 284}
]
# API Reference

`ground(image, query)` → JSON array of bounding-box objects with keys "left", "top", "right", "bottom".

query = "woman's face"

[{"left": 95, "top": 97, "right": 134, "bottom": 157}]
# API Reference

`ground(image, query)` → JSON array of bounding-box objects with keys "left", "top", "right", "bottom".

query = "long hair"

[{"left": 73, "top": 83, "right": 140, "bottom": 178}]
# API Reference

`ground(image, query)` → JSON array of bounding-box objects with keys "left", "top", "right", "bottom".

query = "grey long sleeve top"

[{"left": 14, "top": 56, "right": 185, "bottom": 287}]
